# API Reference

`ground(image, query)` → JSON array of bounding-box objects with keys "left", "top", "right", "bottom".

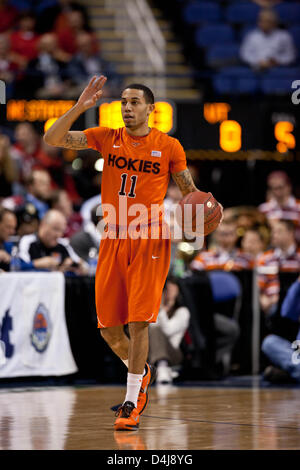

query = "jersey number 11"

[{"left": 118, "top": 173, "right": 137, "bottom": 198}]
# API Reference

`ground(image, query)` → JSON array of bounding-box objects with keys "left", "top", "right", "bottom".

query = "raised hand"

[{"left": 77, "top": 75, "right": 107, "bottom": 111}]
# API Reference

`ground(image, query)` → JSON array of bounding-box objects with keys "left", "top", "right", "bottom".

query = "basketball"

[{"left": 177, "top": 190, "right": 222, "bottom": 236}]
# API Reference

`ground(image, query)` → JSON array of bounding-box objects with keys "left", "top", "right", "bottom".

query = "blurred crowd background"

[{"left": 0, "top": 0, "right": 299, "bottom": 386}]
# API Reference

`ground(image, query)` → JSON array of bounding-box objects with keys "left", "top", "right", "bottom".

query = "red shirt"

[
  {"left": 0, "top": 5, "right": 18, "bottom": 33},
  {"left": 10, "top": 31, "right": 39, "bottom": 61}
]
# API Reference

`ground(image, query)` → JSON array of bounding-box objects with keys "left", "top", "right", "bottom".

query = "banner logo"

[{"left": 31, "top": 303, "right": 51, "bottom": 353}]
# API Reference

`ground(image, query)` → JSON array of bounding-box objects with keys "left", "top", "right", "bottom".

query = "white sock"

[
  {"left": 121, "top": 359, "right": 146, "bottom": 376},
  {"left": 124, "top": 372, "right": 143, "bottom": 408}
]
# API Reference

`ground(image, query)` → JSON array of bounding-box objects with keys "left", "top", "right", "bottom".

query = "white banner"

[{"left": 0, "top": 272, "right": 78, "bottom": 377}]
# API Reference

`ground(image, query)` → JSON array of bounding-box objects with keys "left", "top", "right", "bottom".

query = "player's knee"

[
  {"left": 128, "top": 321, "right": 149, "bottom": 336},
  {"left": 100, "top": 327, "right": 122, "bottom": 346}
]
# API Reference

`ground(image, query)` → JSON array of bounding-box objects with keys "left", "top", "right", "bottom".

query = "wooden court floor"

[{"left": 0, "top": 384, "right": 299, "bottom": 450}]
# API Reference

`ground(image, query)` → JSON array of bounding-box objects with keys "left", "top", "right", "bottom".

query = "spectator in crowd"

[
  {"left": 80, "top": 193, "right": 101, "bottom": 228},
  {"left": 39, "top": 140, "right": 80, "bottom": 203},
  {"left": 57, "top": 9, "right": 98, "bottom": 56},
  {"left": 240, "top": 8, "right": 296, "bottom": 71},
  {"left": 0, "top": 207, "right": 17, "bottom": 271},
  {"left": 54, "top": 0, "right": 88, "bottom": 33},
  {"left": 0, "top": 33, "right": 19, "bottom": 98},
  {"left": 70, "top": 204, "right": 101, "bottom": 262},
  {"left": 22, "top": 168, "right": 51, "bottom": 220},
  {"left": 50, "top": 189, "right": 82, "bottom": 238},
  {"left": 190, "top": 219, "right": 244, "bottom": 376},
  {"left": 24, "top": 33, "right": 69, "bottom": 98},
  {"left": 240, "top": 226, "right": 268, "bottom": 267},
  {"left": 11, "top": 122, "right": 47, "bottom": 184},
  {"left": 0, "top": 0, "right": 19, "bottom": 33},
  {"left": 18, "top": 208, "right": 87, "bottom": 273},
  {"left": 259, "top": 171, "right": 300, "bottom": 242},
  {"left": 148, "top": 277, "right": 190, "bottom": 384},
  {"left": 36, "top": 0, "right": 88, "bottom": 34},
  {"left": 257, "top": 219, "right": 300, "bottom": 315},
  {"left": 190, "top": 219, "right": 250, "bottom": 272},
  {"left": 262, "top": 275, "right": 300, "bottom": 384},
  {"left": 66, "top": 32, "right": 118, "bottom": 98},
  {"left": 15, "top": 202, "right": 39, "bottom": 237},
  {"left": 0, "top": 133, "right": 18, "bottom": 199},
  {"left": 10, "top": 11, "right": 40, "bottom": 69}
]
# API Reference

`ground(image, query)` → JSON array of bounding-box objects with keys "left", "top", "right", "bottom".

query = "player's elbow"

[{"left": 43, "top": 132, "right": 59, "bottom": 147}]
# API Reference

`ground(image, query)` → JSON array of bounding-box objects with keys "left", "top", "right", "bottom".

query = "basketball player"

[{"left": 44, "top": 75, "right": 219, "bottom": 431}]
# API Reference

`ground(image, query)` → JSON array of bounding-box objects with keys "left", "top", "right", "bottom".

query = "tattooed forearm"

[
  {"left": 61, "top": 132, "right": 88, "bottom": 149},
  {"left": 172, "top": 169, "right": 198, "bottom": 196}
]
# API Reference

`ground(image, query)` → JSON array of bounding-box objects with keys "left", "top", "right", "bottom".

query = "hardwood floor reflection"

[{"left": 0, "top": 384, "right": 300, "bottom": 450}]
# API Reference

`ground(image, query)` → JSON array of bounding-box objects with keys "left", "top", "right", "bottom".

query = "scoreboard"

[{"left": 2, "top": 97, "right": 300, "bottom": 160}]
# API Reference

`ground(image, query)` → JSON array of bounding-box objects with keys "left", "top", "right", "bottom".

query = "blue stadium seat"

[
  {"left": 266, "top": 66, "right": 300, "bottom": 78},
  {"left": 208, "top": 271, "right": 241, "bottom": 303},
  {"left": 183, "top": 3, "right": 222, "bottom": 24},
  {"left": 206, "top": 43, "right": 240, "bottom": 67},
  {"left": 274, "top": 3, "right": 300, "bottom": 24},
  {"left": 289, "top": 25, "right": 300, "bottom": 47},
  {"left": 239, "top": 24, "right": 257, "bottom": 41},
  {"left": 213, "top": 66, "right": 259, "bottom": 94},
  {"left": 260, "top": 77, "right": 296, "bottom": 94},
  {"left": 225, "top": 2, "right": 260, "bottom": 24},
  {"left": 195, "top": 24, "right": 235, "bottom": 48}
]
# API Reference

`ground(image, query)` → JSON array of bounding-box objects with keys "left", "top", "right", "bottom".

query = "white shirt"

[
  {"left": 154, "top": 306, "right": 190, "bottom": 349},
  {"left": 240, "top": 28, "right": 296, "bottom": 66}
]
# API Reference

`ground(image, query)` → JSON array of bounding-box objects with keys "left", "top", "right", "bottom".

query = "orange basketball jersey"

[{"left": 83, "top": 126, "right": 187, "bottom": 227}]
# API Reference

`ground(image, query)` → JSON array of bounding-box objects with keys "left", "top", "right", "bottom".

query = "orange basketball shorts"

[{"left": 94, "top": 227, "right": 171, "bottom": 328}]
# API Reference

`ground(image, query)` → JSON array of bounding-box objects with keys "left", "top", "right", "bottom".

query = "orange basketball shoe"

[
  {"left": 136, "top": 363, "right": 156, "bottom": 416},
  {"left": 114, "top": 401, "right": 140, "bottom": 431}
]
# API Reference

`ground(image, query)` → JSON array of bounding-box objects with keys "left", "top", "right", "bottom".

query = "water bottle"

[
  {"left": 88, "top": 247, "right": 98, "bottom": 276},
  {"left": 173, "top": 258, "right": 185, "bottom": 278},
  {"left": 10, "top": 246, "right": 21, "bottom": 272}
]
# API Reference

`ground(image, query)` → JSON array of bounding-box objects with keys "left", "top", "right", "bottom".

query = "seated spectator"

[
  {"left": 261, "top": 275, "right": 300, "bottom": 384},
  {"left": 0, "top": 0, "right": 19, "bottom": 33},
  {"left": 18, "top": 208, "right": 87, "bottom": 273},
  {"left": 57, "top": 9, "right": 98, "bottom": 56},
  {"left": 0, "top": 133, "right": 18, "bottom": 199},
  {"left": 66, "top": 32, "right": 118, "bottom": 98},
  {"left": 0, "top": 33, "right": 19, "bottom": 97},
  {"left": 23, "top": 168, "right": 51, "bottom": 220},
  {"left": 50, "top": 189, "right": 82, "bottom": 238},
  {"left": 70, "top": 204, "right": 101, "bottom": 262},
  {"left": 24, "top": 33, "right": 69, "bottom": 98},
  {"left": 240, "top": 226, "right": 269, "bottom": 267},
  {"left": 259, "top": 171, "right": 300, "bottom": 243},
  {"left": 10, "top": 122, "right": 63, "bottom": 190},
  {"left": 0, "top": 207, "right": 17, "bottom": 271},
  {"left": 10, "top": 11, "right": 40, "bottom": 69},
  {"left": 80, "top": 193, "right": 101, "bottom": 228},
  {"left": 148, "top": 277, "right": 190, "bottom": 384},
  {"left": 39, "top": 140, "right": 81, "bottom": 203},
  {"left": 35, "top": 0, "right": 88, "bottom": 34},
  {"left": 190, "top": 219, "right": 250, "bottom": 272},
  {"left": 3, "top": 168, "right": 51, "bottom": 219},
  {"left": 10, "top": 122, "right": 47, "bottom": 184},
  {"left": 15, "top": 202, "right": 39, "bottom": 237},
  {"left": 240, "top": 8, "right": 296, "bottom": 71},
  {"left": 257, "top": 219, "right": 300, "bottom": 315}
]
